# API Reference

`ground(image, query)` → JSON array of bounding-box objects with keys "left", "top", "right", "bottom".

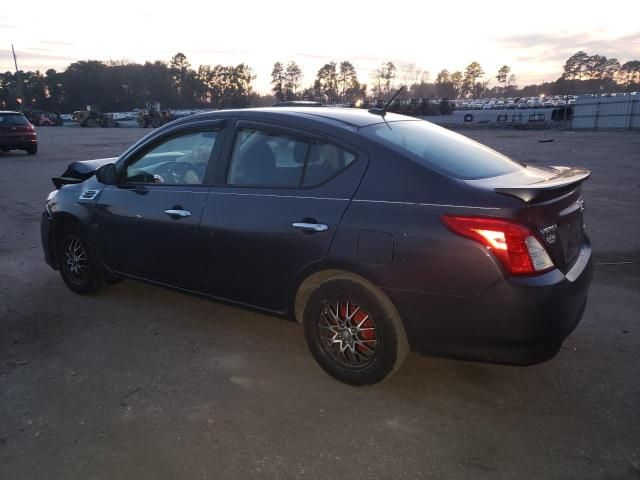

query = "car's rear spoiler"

[{"left": 465, "top": 166, "right": 591, "bottom": 203}]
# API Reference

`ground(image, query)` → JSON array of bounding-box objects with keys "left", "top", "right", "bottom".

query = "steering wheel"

[{"left": 166, "top": 162, "right": 192, "bottom": 184}]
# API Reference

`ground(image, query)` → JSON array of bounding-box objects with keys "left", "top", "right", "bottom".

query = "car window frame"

[
  {"left": 116, "top": 119, "right": 227, "bottom": 187},
  {"left": 220, "top": 119, "right": 360, "bottom": 190}
]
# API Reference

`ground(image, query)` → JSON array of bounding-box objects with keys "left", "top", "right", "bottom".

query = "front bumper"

[
  {"left": 41, "top": 211, "right": 57, "bottom": 270},
  {"left": 385, "top": 239, "right": 593, "bottom": 365}
]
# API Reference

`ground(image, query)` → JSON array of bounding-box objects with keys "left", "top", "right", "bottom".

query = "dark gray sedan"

[{"left": 41, "top": 107, "right": 592, "bottom": 385}]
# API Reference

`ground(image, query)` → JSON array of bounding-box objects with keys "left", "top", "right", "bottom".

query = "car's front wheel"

[
  {"left": 303, "top": 278, "right": 409, "bottom": 385},
  {"left": 55, "top": 224, "right": 103, "bottom": 294}
]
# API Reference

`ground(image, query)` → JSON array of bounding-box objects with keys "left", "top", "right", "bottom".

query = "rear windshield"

[
  {"left": 361, "top": 120, "right": 522, "bottom": 180},
  {"left": 0, "top": 114, "right": 29, "bottom": 125}
]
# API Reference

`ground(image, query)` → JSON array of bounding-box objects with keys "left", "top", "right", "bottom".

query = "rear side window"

[
  {"left": 0, "top": 114, "right": 29, "bottom": 125},
  {"left": 361, "top": 120, "right": 522, "bottom": 180},
  {"left": 227, "top": 128, "right": 356, "bottom": 187},
  {"left": 303, "top": 144, "right": 356, "bottom": 186}
]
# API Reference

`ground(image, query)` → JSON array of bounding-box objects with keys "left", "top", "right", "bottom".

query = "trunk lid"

[
  {"left": 465, "top": 165, "right": 590, "bottom": 272},
  {"left": 0, "top": 124, "right": 33, "bottom": 134}
]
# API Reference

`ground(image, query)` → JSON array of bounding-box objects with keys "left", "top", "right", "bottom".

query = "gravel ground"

[{"left": 1, "top": 126, "right": 639, "bottom": 479}]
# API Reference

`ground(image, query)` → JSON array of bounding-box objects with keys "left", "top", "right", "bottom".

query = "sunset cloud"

[{"left": 2, "top": 1, "right": 639, "bottom": 91}]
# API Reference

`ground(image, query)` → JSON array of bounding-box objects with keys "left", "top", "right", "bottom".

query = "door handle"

[
  {"left": 292, "top": 222, "right": 328, "bottom": 233},
  {"left": 164, "top": 209, "right": 191, "bottom": 218}
]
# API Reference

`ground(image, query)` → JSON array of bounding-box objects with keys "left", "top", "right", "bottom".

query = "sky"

[{"left": 1, "top": 0, "right": 639, "bottom": 93}]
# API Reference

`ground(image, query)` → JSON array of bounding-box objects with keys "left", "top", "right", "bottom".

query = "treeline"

[
  {"left": 556, "top": 51, "right": 640, "bottom": 94},
  {"left": 273, "top": 52, "right": 640, "bottom": 104},
  {"left": 430, "top": 52, "right": 640, "bottom": 99},
  {"left": 1, "top": 51, "right": 639, "bottom": 113},
  {"left": 0, "top": 53, "right": 260, "bottom": 112}
]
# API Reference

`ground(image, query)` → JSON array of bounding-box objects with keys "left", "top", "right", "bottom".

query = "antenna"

[
  {"left": 11, "top": 44, "right": 24, "bottom": 111},
  {"left": 368, "top": 86, "right": 405, "bottom": 116}
]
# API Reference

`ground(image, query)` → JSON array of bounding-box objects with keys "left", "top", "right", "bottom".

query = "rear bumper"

[
  {"left": 385, "top": 239, "right": 593, "bottom": 365},
  {"left": 0, "top": 134, "right": 37, "bottom": 150}
]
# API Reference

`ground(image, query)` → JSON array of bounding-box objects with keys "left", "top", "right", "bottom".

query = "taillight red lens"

[{"left": 441, "top": 215, "right": 554, "bottom": 275}]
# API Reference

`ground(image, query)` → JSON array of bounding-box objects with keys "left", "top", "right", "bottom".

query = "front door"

[
  {"left": 201, "top": 121, "right": 368, "bottom": 311},
  {"left": 96, "top": 123, "right": 224, "bottom": 291}
]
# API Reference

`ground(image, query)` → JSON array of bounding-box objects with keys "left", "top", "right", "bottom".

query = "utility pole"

[{"left": 11, "top": 44, "right": 25, "bottom": 111}]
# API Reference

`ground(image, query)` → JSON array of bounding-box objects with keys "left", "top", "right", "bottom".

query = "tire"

[
  {"left": 54, "top": 224, "right": 103, "bottom": 294},
  {"left": 464, "top": 113, "right": 474, "bottom": 122},
  {"left": 303, "top": 279, "right": 409, "bottom": 385},
  {"left": 25, "top": 145, "right": 37, "bottom": 155}
]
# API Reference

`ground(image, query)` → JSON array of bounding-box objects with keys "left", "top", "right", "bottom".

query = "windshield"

[
  {"left": 0, "top": 114, "right": 29, "bottom": 125},
  {"left": 362, "top": 120, "right": 523, "bottom": 180}
]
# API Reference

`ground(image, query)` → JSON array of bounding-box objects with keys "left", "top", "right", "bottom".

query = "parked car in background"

[
  {"left": 0, "top": 111, "right": 38, "bottom": 155},
  {"left": 41, "top": 107, "right": 593, "bottom": 385},
  {"left": 36, "top": 112, "right": 62, "bottom": 126}
]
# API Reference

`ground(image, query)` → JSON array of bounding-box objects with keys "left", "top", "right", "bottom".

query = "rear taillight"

[{"left": 442, "top": 215, "right": 554, "bottom": 275}]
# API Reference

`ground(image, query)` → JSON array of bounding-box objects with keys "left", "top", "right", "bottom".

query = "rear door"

[
  {"left": 200, "top": 120, "right": 368, "bottom": 311},
  {"left": 96, "top": 120, "right": 226, "bottom": 291}
]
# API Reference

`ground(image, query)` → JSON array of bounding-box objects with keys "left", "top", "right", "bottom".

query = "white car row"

[{"left": 456, "top": 96, "right": 575, "bottom": 111}]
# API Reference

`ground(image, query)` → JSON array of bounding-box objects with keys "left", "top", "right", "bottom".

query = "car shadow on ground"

[
  {"left": 3, "top": 272, "right": 564, "bottom": 401},
  {"left": 0, "top": 151, "right": 31, "bottom": 157}
]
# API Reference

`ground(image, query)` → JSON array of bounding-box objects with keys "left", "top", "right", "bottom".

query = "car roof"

[
  {"left": 183, "top": 107, "right": 413, "bottom": 129},
  {"left": 271, "top": 101, "right": 322, "bottom": 107}
]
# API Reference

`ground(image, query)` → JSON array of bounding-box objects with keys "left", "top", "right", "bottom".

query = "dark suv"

[
  {"left": 0, "top": 111, "right": 38, "bottom": 154},
  {"left": 41, "top": 108, "right": 592, "bottom": 385}
]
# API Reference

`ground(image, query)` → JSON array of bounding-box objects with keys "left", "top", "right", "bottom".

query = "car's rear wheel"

[
  {"left": 55, "top": 224, "right": 103, "bottom": 294},
  {"left": 25, "top": 145, "right": 37, "bottom": 155},
  {"left": 303, "top": 279, "right": 409, "bottom": 385}
]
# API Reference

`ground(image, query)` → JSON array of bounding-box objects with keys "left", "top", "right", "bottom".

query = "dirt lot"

[{"left": 1, "top": 126, "right": 639, "bottom": 479}]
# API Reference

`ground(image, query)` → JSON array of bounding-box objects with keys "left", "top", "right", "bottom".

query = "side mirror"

[{"left": 95, "top": 163, "right": 117, "bottom": 185}]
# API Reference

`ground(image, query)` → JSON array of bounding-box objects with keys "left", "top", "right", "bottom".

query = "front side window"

[
  {"left": 124, "top": 130, "right": 218, "bottom": 185},
  {"left": 227, "top": 128, "right": 356, "bottom": 187}
]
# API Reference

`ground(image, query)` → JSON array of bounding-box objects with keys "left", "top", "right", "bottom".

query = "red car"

[{"left": 0, "top": 111, "right": 38, "bottom": 155}]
